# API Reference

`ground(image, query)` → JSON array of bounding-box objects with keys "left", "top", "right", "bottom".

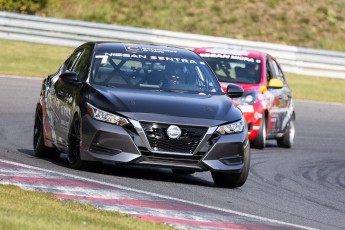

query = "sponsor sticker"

[
  {"left": 124, "top": 44, "right": 142, "bottom": 53},
  {"left": 205, "top": 48, "right": 250, "bottom": 56},
  {"left": 95, "top": 53, "right": 204, "bottom": 64},
  {"left": 200, "top": 53, "right": 256, "bottom": 63},
  {"left": 123, "top": 44, "right": 178, "bottom": 54},
  {"left": 237, "top": 105, "right": 254, "bottom": 113},
  {"left": 141, "top": 47, "right": 178, "bottom": 54}
]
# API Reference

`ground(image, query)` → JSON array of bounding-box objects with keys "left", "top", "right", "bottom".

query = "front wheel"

[
  {"left": 67, "top": 115, "right": 87, "bottom": 169},
  {"left": 33, "top": 105, "right": 60, "bottom": 159},
  {"left": 250, "top": 114, "right": 266, "bottom": 149},
  {"left": 211, "top": 148, "right": 250, "bottom": 188},
  {"left": 277, "top": 114, "right": 295, "bottom": 148}
]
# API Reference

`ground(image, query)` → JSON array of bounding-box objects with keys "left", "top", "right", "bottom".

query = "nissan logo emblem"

[{"left": 166, "top": 125, "right": 182, "bottom": 139}]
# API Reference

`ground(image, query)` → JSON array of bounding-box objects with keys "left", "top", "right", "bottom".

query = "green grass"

[
  {"left": 1, "top": 39, "right": 345, "bottom": 104},
  {"left": 0, "top": 184, "right": 173, "bottom": 230},
  {"left": 1, "top": 39, "right": 73, "bottom": 77},
  {"left": 286, "top": 73, "right": 345, "bottom": 103}
]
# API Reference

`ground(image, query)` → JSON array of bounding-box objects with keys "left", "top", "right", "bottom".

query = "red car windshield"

[{"left": 201, "top": 56, "right": 262, "bottom": 84}]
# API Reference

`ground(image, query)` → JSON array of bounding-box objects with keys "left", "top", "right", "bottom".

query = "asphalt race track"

[{"left": 0, "top": 75, "right": 344, "bottom": 229}]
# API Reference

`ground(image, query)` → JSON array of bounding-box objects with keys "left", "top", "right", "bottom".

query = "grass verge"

[
  {"left": 1, "top": 39, "right": 345, "bottom": 103},
  {"left": 285, "top": 73, "right": 345, "bottom": 104},
  {"left": 1, "top": 39, "right": 73, "bottom": 77},
  {"left": 0, "top": 184, "right": 173, "bottom": 230}
]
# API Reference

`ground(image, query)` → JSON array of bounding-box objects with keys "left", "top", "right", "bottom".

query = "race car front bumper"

[
  {"left": 80, "top": 115, "right": 250, "bottom": 173},
  {"left": 237, "top": 104, "right": 263, "bottom": 140}
]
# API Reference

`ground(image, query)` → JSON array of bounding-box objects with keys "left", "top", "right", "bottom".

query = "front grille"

[
  {"left": 140, "top": 122, "right": 207, "bottom": 154},
  {"left": 138, "top": 147, "right": 205, "bottom": 168}
]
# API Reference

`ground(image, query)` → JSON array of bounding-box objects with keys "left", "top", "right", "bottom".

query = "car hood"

[{"left": 88, "top": 85, "right": 242, "bottom": 126}]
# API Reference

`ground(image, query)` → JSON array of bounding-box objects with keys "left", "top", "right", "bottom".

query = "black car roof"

[{"left": 90, "top": 42, "right": 199, "bottom": 59}]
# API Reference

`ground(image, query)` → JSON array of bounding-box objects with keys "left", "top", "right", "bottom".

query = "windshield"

[
  {"left": 201, "top": 56, "right": 262, "bottom": 84},
  {"left": 89, "top": 51, "right": 223, "bottom": 95}
]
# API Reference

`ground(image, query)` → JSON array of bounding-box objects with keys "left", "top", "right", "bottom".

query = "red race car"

[{"left": 194, "top": 47, "right": 295, "bottom": 149}]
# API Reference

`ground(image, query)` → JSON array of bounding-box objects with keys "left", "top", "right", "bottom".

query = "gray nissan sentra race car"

[{"left": 33, "top": 42, "right": 250, "bottom": 188}]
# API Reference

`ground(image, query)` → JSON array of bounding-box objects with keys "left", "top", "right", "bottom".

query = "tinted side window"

[
  {"left": 66, "top": 50, "right": 83, "bottom": 71},
  {"left": 266, "top": 59, "right": 274, "bottom": 82},
  {"left": 73, "top": 48, "right": 91, "bottom": 81},
  {"left": 274, "top": 60, "right": 287, "bottom": 84},
  {"left": 268, "top": 58, "right": 283, "bottom": 80}
]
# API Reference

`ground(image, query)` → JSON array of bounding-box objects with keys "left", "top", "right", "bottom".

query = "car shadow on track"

[
  {"left": 265, "top": 143, "right": 277, "bottom": 148},
  {"left": 17, "top": 149, "right": 215, "bottom": 188},
  {"left": 18, "top": 148, "right": 36, "bottom": 156}
]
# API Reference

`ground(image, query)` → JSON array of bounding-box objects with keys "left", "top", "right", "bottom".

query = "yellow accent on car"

[
  {"left": 260, "top": 85, "right": 267, "bottom": 93},
  {"left": 268, "top": 79, "right": 284, "bottom": 89}
]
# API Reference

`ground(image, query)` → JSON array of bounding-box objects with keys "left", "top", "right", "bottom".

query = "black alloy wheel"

[
  {"left": 277, "top": 114, "right": 295, "bottom": 148},
  {"left": 33, "top": 105, "right": 60, "bottom": 159},
  {"left": 68, "top": 115, "right": 87, "bottom": 169}
]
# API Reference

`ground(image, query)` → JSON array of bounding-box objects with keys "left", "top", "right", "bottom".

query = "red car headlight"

[{"left": 233, "top": 90, "right": 257, "bottom": 105}]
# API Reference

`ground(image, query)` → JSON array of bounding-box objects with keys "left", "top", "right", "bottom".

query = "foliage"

[
  {"left": 33, "top": 0, "right": 345, "bottom": 52},
  {"left": 0, "top": 0, "right": 47, "bottom": 14},
  {"left": 1, "top": 1, "right": 345, "bottom": 51}
]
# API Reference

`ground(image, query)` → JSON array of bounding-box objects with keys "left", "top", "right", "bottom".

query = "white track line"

[{"left": 0, "top": 159, "right": 316, "bottom": 230}]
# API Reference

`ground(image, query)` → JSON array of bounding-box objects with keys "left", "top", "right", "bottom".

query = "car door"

[
  {"left": 53, "top": 49, "right": 84, "bottom": 146},
  {"left": 44, "top": 70, "right": 62, "bottom": 143},
  {"left": 273, "top": 59, "right": 293, "bottom": 132},
  {"left": 267, "top": 58, "right": 290, "bottom": 134},
  {"left": 59, "top": 47, "right": 92, "bottom": 144},
  {"left": 265, "top": 58, "right": 283, "bottom": 135}
]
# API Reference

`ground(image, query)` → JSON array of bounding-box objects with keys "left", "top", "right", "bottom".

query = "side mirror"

[
  {"left": 59, "top": 72, "right": 81, "bottom": 85},
  {"left": 268, "top": 79, "right": 284, "bottom": 89},
  {"left": 227, "top": 84, "right": 244, "bottom": 98}
]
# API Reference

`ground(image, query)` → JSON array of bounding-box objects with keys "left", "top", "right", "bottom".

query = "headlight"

[
  {"left": 217, "top": 118, "right": 245, "bottom": 134},
  {"left": 234, "top": 90, "right": 257, "bottom": 105},
  {"left": 86, "top": 103, "right": 129, "bottom": 126}
]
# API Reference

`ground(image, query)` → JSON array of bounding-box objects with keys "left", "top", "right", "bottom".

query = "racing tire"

[
  {"left": 171, "top": 169, "right": 196, "bottom": 175},
  {"left": 67, "top": 115, "right": 88, "bottom": 169},
  {"left": 33, "top": 105, "right": 60, "bottom": 159},
  {"left": 250, "top": 114, "right": 266, "bottom": 149},
  {"left": 277, "top": 114, "right": 295, "bottom": 148},
  {"left": 211, "top": 149, "right": 250, "bottom": 188}
]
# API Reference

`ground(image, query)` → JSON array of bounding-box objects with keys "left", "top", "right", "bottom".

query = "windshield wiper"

[{"left": 157, "top": 89, "right": 189, "bottom": 93}]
